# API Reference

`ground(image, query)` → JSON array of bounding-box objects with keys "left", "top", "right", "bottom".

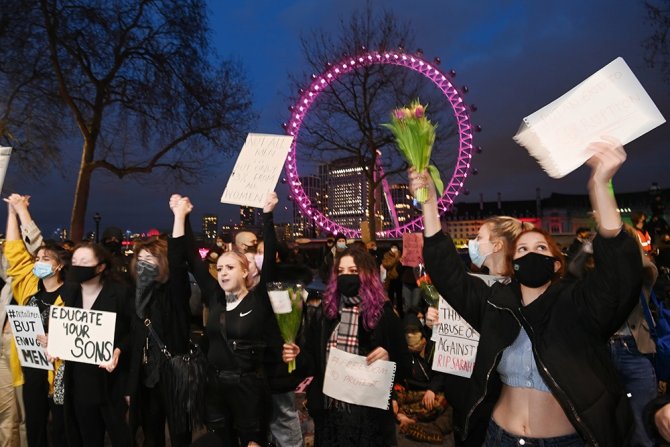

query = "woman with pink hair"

[{"left": 285, "top": 247, "right": 410, "bottom": 446}]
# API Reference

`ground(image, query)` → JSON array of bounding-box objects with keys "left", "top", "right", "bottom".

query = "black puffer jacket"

[{"left": 424, "top": 230, "right": 642, "bottom": 447}]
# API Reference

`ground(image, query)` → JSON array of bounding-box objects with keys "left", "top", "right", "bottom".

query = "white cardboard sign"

[
  {"left": 0, "top": 147, "right": 12, "bottom": 194},
  {"left": 431, "top": 297, "right": 480, "bottom": 378},
  {"left": 220, "top": 133, "right": 293, "bottom": 208},
  {"left": 47, "top": 306, "right": 116, "bottom": 365},
  {"left": 514, "top": 57, "right": 666, "bottom": 178},
  {"left": 5, "top": 305, "right": 52, "bottom": 370},
  {"left": 323, "top": 348, "right": 396, "bottom": 410}
]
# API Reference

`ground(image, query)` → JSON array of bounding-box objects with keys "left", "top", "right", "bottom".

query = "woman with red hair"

[
  {"left": 411, "top": 137, "right": 643, "bottom": 446},
  {"left": 286, "top": 247, "right": 410, "bottom": 446}
]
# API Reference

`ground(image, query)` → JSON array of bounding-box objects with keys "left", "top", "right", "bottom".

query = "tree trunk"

[{"left": 69, "top": 141, "right": 94, "bottom": 242}]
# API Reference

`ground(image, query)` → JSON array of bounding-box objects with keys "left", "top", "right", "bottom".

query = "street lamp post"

[{"left": 93, "top": 212, "right": 102, "bottom": 242}]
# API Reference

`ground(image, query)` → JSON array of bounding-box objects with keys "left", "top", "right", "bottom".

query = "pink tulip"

[{"left": 414, "top": 105, "right": 425, "bottom": 118}]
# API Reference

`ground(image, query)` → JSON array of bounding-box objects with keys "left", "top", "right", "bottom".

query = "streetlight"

[{"left": 93, "top": 212, "right": 102, "bottom": 242}]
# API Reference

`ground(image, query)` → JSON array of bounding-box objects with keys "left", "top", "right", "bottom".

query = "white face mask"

[
  {"left": 254, "top": 254, "right": 264, "bottom": 271},
  {"left": 468, "top": 239, "right": 493, "bottom": 268}
]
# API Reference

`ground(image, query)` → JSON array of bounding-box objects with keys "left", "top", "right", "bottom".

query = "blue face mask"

[
  {"left": 33, "top": 262, "right": 55, "bottom": 279},
  {"left": 468, "top": 239, "right": 492, "bottom": 269}
]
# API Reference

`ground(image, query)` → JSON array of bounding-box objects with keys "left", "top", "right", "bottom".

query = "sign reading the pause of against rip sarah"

[{"left": 47, "top": 306, "right": 116, "bottom": 365}]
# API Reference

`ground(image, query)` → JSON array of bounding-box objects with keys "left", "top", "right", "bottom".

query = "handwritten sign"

[
  {"left": 0, "top": 147, "right": 11, "bottom": 194},
  {"left": 323, "top": 348, "right": 396, "bottom": 410},
  {"left": 431, "top": 297, "right": 480, "bottom": 378},
  {"left": 220, "top": 133, "right": 293, "bottom": 208},
  {"left": 400, "top": 233, "right": 423, "bottom": 267},
  {"left": 47, "top": 306, "right": 116, "bottom": 365},
  {"left": 514, "top": 57, "right": 666, "bottom": 178},
  {"left": 5, "top": 305, "right": 52, "bottom": 370}
]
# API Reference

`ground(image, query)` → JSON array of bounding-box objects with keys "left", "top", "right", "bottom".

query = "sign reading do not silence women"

[{"left": 47, "top": 306, "right": 116, "bottom": 365}]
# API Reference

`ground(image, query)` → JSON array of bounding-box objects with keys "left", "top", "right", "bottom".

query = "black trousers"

[
  {"left": 22, "top": 367, "right": 66, "bottom": 447},
  {"left": 205, "top": 369, "right": 270, "bottom": 446},
  {"left": 72, "top": 396, "right": 131, "bottom": 447},
  {"left": 135, "top": 380, "right": 192, "bottom": 447}
]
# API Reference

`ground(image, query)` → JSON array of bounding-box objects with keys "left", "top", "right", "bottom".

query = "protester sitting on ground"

[
  {"left": 394, "top": 313, "right": 452, "bottom": 446},
  {"left": 4, "top": 193, "right": 72, "bottom": 447},
  {"left": 412, "top": 137, "right": 642, "bottom": 446}
]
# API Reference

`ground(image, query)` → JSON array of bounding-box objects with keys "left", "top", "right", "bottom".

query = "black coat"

[
  {"left": 424, "top": 230, "right": 642, "bottom": 447},
  {"left": 302, "top": 301, "right": 411, "bottom": 416}
]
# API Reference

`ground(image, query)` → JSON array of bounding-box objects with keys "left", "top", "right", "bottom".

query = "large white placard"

[
  {"left": 5, "top": 305, "right": 52, "bottom": 370},
  {"left": 47, "top": 306, "right": 116, "bottom": 365},
  {"left": 0, "top": 147, "right": 12, "bottom": 194},
  {"left": 323, "top": 348, "right": 396, "bottom": 410},
  {"left": 220, "top": 133, "right": 293, "bottom": 208},
  {"left": 514, "top": 57, "right": 666, "bottom": 178}
]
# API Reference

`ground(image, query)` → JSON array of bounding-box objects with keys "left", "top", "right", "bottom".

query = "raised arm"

[
  {"left": 586, "top": 137, "right": 625, "bottom": 237},
  {"left": 260, "top": 192, "right": 279, "bottom": 285},
  {"left": 408, "top": 169, "right": 491, "bottom": 330},
  {"left": 573, "top": 138, "right": 642, "bottom": 338}
]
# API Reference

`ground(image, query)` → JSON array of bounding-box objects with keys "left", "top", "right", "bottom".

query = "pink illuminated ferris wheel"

[{"left": 284, "top": 49, "right": 476, "bottom": 238}]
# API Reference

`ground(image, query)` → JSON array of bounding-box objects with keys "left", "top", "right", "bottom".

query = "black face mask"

[
  {"left": 337, "top": 274, "right": 360, "bottom": 297},
  {"left": 67, "top": 265, "right": 100, "bottom": 284},
  {"left": 512, "top": 252, "right": 557, "bottom": 288},
  {"left": 103, "top": 240, "right": 121, "bottom": 254}
]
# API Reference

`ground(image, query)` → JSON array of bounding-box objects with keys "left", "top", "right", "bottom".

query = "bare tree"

[
  {"left": 291, "top": 5, "right": 458, "bottom": 239},
  {"left": 0, "top": 0, "right": 255, "bottom": 240},
  {"left": 643, "top": 0, "right": 670, "bottom": 83}
]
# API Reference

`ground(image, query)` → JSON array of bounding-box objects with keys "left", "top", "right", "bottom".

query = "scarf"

[
  {"left": 135, "top": 261, "right": 159, "bottom": 319},
  {"left": 325, "top": 295, "right": 362, "bottom": 410}
]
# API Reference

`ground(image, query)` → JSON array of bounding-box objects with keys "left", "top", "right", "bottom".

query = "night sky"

[{"left": 4, "top": 0, "right": 669, "bottom": 238}]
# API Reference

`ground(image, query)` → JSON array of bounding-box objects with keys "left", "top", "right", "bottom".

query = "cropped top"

[{"left": 497, "top": 327, "right": 550, "bottom": 393}]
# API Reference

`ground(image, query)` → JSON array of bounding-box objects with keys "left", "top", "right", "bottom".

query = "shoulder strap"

[{"left": 144, "top": 318, "right": 172, "bottom": 359}]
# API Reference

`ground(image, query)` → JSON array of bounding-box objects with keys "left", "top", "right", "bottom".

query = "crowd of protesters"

[{"left": 0, "top": 138, "right": 669, "bottom": 446}]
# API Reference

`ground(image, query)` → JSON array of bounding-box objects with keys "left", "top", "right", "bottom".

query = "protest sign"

[
  {"left": 0, "top": 147, "right": 12, "bottom": 194},
  {"left": 220, "top": 133, "right": 293, "bottom": 208},
  {"left": 514, "top": 57, "right": 666, "bottom": 178},
  {"left": 323, "top": 348, "right": 396, "bottom": 410},
  {"left": 431, "top": 297, "right": 479, "bottom": 378},
  {"left": 47, "top": 306, "right": 116, "bottom": 365},
  {"left": 5, "top": 305, "right": 52, "bottom": 370},
  {"left": 400, "top": 232, "right": 423, "bottom": 267}
]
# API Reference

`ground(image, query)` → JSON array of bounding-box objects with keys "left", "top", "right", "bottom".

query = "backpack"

[{"left": 640, "top": 289, "right": 670, "bottom": 382}]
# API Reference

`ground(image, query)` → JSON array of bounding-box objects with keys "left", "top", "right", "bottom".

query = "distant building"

[
  {"left": 293, "top": 175, "right": 324, "bottom": 238},
  {"left": 240, "top": 206, "right": 256, "bottom": 228},
  {"left": 321, "top": 156, "right": 370, "bottom": 230},
  {"left": 202, "top": 214, "right": 218, "bottom": 240}
]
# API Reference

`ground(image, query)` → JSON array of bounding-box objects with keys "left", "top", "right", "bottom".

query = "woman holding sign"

[
  {"left": 60, "top": 242, "right": 133, "bottom": 447},
  {"left": 4, "top": 194, "right": 72, "bottom": 447},
  {"left": 410, "top": 138, "right": 642, "bottom": 446},
  {"left": 286, "top": 246, "right": 410, "bottom": 447}
]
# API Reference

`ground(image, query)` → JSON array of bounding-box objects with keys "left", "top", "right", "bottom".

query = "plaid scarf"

[{"left": 325, "top": 295, "right": 361, "bottom": 410}]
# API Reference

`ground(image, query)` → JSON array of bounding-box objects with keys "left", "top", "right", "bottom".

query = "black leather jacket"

[{"left": 424, "top": 230, "right": 642, "bottom": 447}]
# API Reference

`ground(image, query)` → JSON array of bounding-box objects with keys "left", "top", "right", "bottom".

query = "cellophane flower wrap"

[
  {"left": 270, "top": 284, "right": 304, "bottom": 373},
  {"left": 415, "top": 264, "right": 441, "bottom": 308},
  {"left": 382, "top": 100, "right": 444, "bottom": 203}
]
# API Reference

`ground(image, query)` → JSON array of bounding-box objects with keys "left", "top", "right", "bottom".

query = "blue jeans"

[
  {"left": 608, "top": 335, "right": 657, "bottom": 447},
  {"left": 269, "top": 391, "right": 303, "bottom": 447},
  {"left": 484, "top": 420, "right": 584, "bottom": 446}
]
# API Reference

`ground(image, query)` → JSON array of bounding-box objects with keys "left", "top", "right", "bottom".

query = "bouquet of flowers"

[
  {"left": 382, "top": 100, "right": 444, "bottom": 203},
  {"left": 414, "top": 264, "right": 441, "bottom": 308},
  {"left": 269, "top": 283, "right": 304, "bottom": 373}
]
